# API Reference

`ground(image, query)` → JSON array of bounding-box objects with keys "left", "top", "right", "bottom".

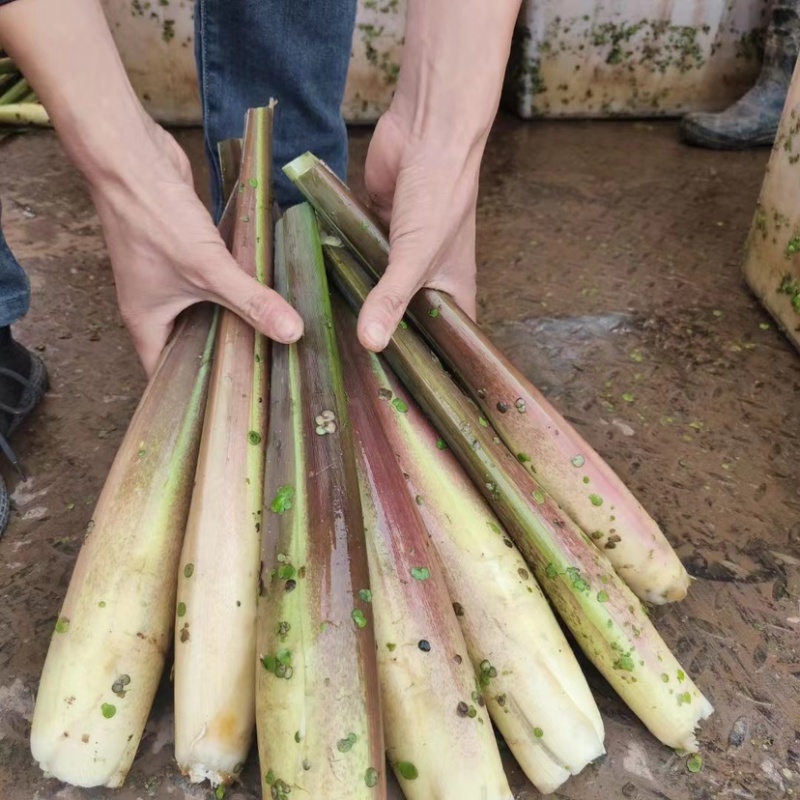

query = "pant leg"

[
  {"left": 0, "top": 201, "right": 30, "bottom": 327},
  {"left": 195, "top": 0, "right": 358, "bottom": 221}
]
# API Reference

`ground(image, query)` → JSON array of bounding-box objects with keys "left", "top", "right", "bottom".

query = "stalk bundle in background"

[{"left": 0, "top": 50, "right": 49, "bottom": 127}]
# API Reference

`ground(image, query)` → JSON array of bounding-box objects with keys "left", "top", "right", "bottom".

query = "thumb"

[
  {"left": 128, "top": 314, "right": 176, "bottom": 380},
  {"left": 202, "top": 251, "right": 304, "bottom": 344},
  {"left": 357, "top": 255, "right": 421, "bottom": 352}
]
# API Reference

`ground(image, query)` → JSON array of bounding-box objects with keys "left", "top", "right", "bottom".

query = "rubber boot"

[{"left": 680, "top": 1, "right": 800, "bottom": 149}]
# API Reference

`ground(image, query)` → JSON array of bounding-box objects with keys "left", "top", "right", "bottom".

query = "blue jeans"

[
  {"left": 0, "top": 0, "right": 357, "bottom": 326},
  {"left": 0, "top": 201, "right": 30, "bottom": 327},
  {"left": 195, "top": 0, "right": 357, "bottom": 221}
]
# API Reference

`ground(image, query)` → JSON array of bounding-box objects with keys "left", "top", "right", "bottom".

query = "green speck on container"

[
  {"left": 184, "top": 563, "right": 194, "bottom": 578},
  {"left": 583, "top": 476, "right": 590, "bottom": 484},
  {"left": 352, "top": 609, "right": 367, "bottom": 629},
  {"left": 517, "top": 453, "right": 531, "bottom": 463},
  {"left": 358, "top": 589, "right": 373, "bottom": 603},
  {"left": 410, "top": 567, "right": 430, "bottom": 581},
  {"left": 386, "top": 642, "right": 397, "bottom": 652},
  {"left": 533, "top": 727, "right": 544, "bottom": 738},
  {"left": 392, "top": 398, "right": 408, "bottom": 413},
  {"left": 428, "top": 308, "right": 440, "bottom": 318},
  {"left": 396, "top": 761, "right": 418, "bottom": 780},
  {"left": 545, "top": 563, "right": 558, "bottom": 579},
  {"left": 622, "top": 393, "right": 634, "bottom": 403},
  {"left": 589, "top": 494, "right": 604, "bottom": 507},
  {"left": 248, "top": 430, "right": 262, "bottom": 445},
  {"left": 677, "top": 692, "right": 692, "bottom": 706},
  {"left": 399, "top": 320, "right": 408, "bottom": 329},
  {"left": 277, "top": 564, "right": 296, "bottom": 580},
  {"left": 137, "top": 448, "right": 146, "bottom": 458},
  {"left": 533, "top": 489, "right": 545, "bottom": 504},
  {"left": 686, "top": 754, "right": 703, "bottom": 773},
  {"left": 435, "top": 439, "right": 448, "bottom": 450},
  {"left": 571, "top": 455, "right": 585, "bottom": 468},
  {"left": 597, "top": 591, "right": 609, "bottom": 603},
  {"left": 249, "top": 178, "right": 258, "bottom": 188},
  {"left": 54, "top": 617, "right": 70, "bottom": 634},
  {"left": 215, "top": 784, "right": 226, "bottom": 800},
  {"left": 98, "top": 601, "right": 106, "bottom": 608},
  {"left": 759, "top": 322, "right": 770, "bottom": 330},
  {"left": 177, "top": 602, "right": 186, "bottom": 617},
  {"left": 265, "top": 768, "right": 275, "bottom": 785},
  {"left": 294, "top": 730, "right": 302, "bottom": 743},
  {"left": 661, "top": 673, "right": 670, "bottom": 683},
  {"left": 415, "top": 495, "right": 424, "bottom": 505},
  {"left": 101, "top": 703, "right": 116, "bottom": 719},
  {"left": 677, "top": 669, "right": 686, "bottom": 682},
  {"left": 365, "top": 766, "right": 379, "bottom": 787}
]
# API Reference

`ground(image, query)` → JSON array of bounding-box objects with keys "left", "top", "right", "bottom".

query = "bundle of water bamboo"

[{"left": 29, "top": 107, "right": 712, "bottom": 799}]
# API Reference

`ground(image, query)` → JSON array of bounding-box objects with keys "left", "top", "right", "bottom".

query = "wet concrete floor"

[{"left": 0, "top": 115, "right": 798, "bottom": 800}]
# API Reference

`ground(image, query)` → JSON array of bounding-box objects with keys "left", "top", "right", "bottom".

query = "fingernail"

[
  {"left": 275, "top": 315, "right": 302, "bottom": 342},
  {"left": 362, "top": 321, "right": 389, "bottom": 351}
]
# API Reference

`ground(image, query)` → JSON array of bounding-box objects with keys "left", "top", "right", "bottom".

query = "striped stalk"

[
  {"left": 324, "top": 243, "right": 714, "bottom": 754},
  {"left": 173, "top": 106, "right": 273, "bottom": 787},
  {"left": 283, "top": 152, "right": 690, "bottom": 605},
  {"left": 256, "top": 204, "right": 384, "bottom": 800}
]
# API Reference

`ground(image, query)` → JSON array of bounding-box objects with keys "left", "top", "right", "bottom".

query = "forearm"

[
  {"left": 392, "top": 0, "right": 521, "bottom": 148},
  {"left": 0, "top": 0, "right": 156, "bottom": 187}
]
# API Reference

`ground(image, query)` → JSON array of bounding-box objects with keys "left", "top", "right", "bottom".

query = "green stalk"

[
  {"left": 0, "top": 103, "right": 49, "bottom": 127},
  {"left": 0, "top": 76, "right": 29, "bottom": 106},
  {"left": 217, "top": 136, "right": 244, "bottom": 205},
  {"left": 174, "top": 106, "right": 272, "bottom": 787},
  {"left": 256, "top": 204, "right": 384, "bottom": 800},
  {"left": 324, "top": 243, "right": 714, "bottom": 754},
  {"left": 335, "top": 300, "right": 606, "bottom": 793},
  {"left": 28, "top": 161, "right": 244, "bottom": 789},
  {"left": 333, "top": 296, "right": 514, "bottom": 800},
  {"left": 29, "top": 304, "right": 219, "bottom": 788},
  {"left": 284, "top": 153, "right": 690, "bottom": 605}
]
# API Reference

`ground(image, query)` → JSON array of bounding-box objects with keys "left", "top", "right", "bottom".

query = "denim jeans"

[
  {"left": 0, "top": 0, "right": 357, "bottom": 326},
  {"left": 195, "top": 0, "right": 358, "bottom": 221},
  {"left": 0, "top": 200, "right": 30, "bottom": 328}
]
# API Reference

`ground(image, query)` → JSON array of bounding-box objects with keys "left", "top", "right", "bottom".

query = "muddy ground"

[{"left": 0, "top": 116, "right": 798, "bottom": 800}]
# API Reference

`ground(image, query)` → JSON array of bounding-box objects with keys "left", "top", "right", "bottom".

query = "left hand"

[{"left": 358, "top": 108, "right": 481, "bottom": 351}]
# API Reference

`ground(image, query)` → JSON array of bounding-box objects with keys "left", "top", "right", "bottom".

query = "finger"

[
  {"left": 128, "top": 315, "right": 175, "bottom": 379},
  {"left": 357, "top": 257, "right": 422, "bottom": 352},
  {"left": 202, "top": 257, "right": 304, "bottom": 343}
]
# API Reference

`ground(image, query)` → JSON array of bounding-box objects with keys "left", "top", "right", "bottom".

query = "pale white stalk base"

[{"left": 372, "top": 356, "right": 605, "bottom": 793}]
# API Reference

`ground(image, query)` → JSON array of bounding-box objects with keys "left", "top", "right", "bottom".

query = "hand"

[
  {"left": 88, "top": 120, "right": 303, "bottom": 376},
  {"left": 359, "top": 108, "right": 480, "bottom": 352}
]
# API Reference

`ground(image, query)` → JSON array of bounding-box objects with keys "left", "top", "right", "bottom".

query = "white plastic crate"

[
  {"left": 101, "top": 0, "right": 770, "bottom": 125},
  {"left": 504, "top": 0, "right": 770, "bottom": 118}
]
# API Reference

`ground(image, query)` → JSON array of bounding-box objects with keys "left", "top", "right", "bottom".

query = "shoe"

[
  {"left": 0, "top": 327, "right": 49, "bottom": 536},
  {"left": 680, "top": 2, "right": 800, "bottom": 149}
]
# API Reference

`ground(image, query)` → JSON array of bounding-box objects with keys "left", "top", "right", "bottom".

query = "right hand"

[{"left": 88, "top": 119, "right": 303, "bottom": 377}]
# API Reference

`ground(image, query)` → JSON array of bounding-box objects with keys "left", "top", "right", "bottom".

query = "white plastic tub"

[
  {"left": 504, "top": 0, "right": 769, "bottom": 118},
  {"left": 101, "top": 0, "right": 769, "bottom": 125}
]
